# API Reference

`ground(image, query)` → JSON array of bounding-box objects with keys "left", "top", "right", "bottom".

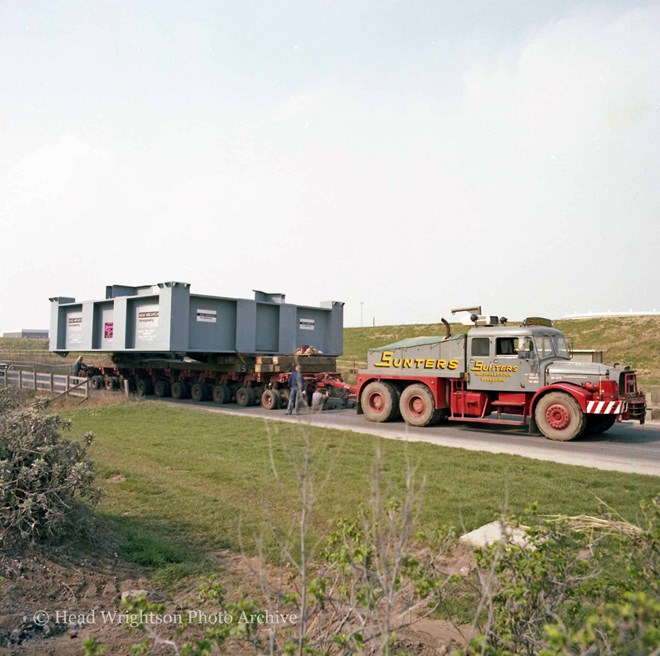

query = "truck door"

[{"left": 468, "top": 335, "right": 539, "bottom": 392}]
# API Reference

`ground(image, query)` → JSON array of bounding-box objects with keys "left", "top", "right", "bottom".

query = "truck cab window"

[
  {"left": 471, "top": 338, "right": 490, "bottom": 357},
  {"left": 496, "top": 337, "right": 518, "bottom": 356}
]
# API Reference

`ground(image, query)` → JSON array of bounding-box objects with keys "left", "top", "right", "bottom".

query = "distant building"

[
  {"left": 561, "top": 310, "right": 660, "bottom": 319},
  {"left": 3, "top": 329, "right": 49, "bottom": 339}
]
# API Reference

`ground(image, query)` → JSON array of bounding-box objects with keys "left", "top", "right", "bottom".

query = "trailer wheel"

[
  {"left": 171, "top": 381, "right": 190, "bottom": 400},
  {"left": 236, "top": 386, "right": 255, "bottom": 407},
  {"left": 534, "top": 392, "right": 586, "bottom": 441},
  {"left": 279, "top": 389, "right": 290, "bottom": 407},
  {"left": 399, "top": 384, "right": 440, "bottom": 427},
  {"left": 154, "top": 380, "right": 171, "bottom": 397},
  {"left": 212, "top": 384, "right": 231, "bottom": 404},
  {"left": 262, "top": 388, "right": 281, "bottom": 410},
  {"left": 584, "top": 415, "right": 617, "bottom": 435},
  {"left": 104, "top": 376, "right": 119, "bottom": 391},
  {"left": 91, "top": 375, "right": 104, "bottom": 391},
  {"left": 191, "top": 382, "right": 209, "bottom": 402},
  {"left": 136, "top": 378, "right": 154, "bottom": 396},
  {"left": 361, "top": 381, "right": 400, "bottom": 422}
]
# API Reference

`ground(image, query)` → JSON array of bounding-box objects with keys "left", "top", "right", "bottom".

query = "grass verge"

[{"left": 64, "top": 403, "right": 657, "bottom": 581}]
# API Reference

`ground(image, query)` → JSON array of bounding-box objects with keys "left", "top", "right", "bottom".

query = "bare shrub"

[{"left": 0, "top": 391, "right": 102, "bottom": 546}]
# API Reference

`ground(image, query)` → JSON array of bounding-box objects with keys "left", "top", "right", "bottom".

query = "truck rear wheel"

[
  {"left": 399, "top": 384, "right": 440, "bottom": 427},
  {"left": 585, "top": 415, "right": 616, "bottom": 435},
  {"left": 534, "top": 392, "right": 586, "bottom": 441},
  {"left": 361, "top": 381, "right": 400, "bottom": 422}
]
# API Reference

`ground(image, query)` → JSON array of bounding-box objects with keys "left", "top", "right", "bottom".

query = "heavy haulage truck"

[
  {"left": 49, "top": 286, "right": 646, "bottom": 441},
  {"left": 356, "top": 308, "right": 646, "bottom": 441}
]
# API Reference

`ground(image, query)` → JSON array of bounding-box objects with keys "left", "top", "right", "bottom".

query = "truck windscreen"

[{"left": 534, "top": 334, "right": 570, "bottom": 359}]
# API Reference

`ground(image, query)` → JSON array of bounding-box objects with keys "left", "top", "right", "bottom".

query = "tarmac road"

[{"left": 155, "top": 398, "right": 660, "bottom": 477}]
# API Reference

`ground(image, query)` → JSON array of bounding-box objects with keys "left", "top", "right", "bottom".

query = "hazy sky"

[{"left": 1, "top": 0, "right": 659, "bottom": 332}]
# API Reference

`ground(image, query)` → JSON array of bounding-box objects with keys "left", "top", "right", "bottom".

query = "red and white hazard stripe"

[{"left": 586, "top": 400, "right": 623, "bottom": 415}]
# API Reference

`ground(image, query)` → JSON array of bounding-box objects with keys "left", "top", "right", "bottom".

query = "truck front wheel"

[
  {"left": 534, "top": 392, "right": 586, "bottom": 441},
  {"left": 399, "top": 384, "right": 441, "bottom": 427},
  {"left": 361, "top": 381, "right": 400, "bottom": 422}
]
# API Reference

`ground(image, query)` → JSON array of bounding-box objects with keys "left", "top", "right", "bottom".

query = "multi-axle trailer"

[{"left": 49, "top": 282, "right": 352, "bottom": 409}]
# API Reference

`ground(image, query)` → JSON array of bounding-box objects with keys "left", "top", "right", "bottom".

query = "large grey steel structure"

[{"left": 49, "top": 282, "right": 343, "bottom": 357}]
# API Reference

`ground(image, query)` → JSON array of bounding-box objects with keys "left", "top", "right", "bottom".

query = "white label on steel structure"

[
  {"left": 137, "top": 310, "right": 159, "bottom": 342},
  {"left": 197, "top": 309, "right": 217, "bottom": 323},
  {"left": 300, "top": 318, "right": 315, "bottom": 331},
  {"left": 67, "top": 314, "right": 83, "bottom": 346}
]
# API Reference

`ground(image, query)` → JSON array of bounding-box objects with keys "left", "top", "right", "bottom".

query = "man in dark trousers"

[
  {"left": 287, "top": 364, "right": 304, "bottom": 415},
  {"left": 72, "top": 356, "right": 86, "bottom": 377}
]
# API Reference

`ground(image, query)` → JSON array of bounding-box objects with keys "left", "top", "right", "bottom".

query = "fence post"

[
  {"left": 50, "top": 372, "right": 54, "bottom": 393},
  {"left": 33, "top": 364, "right": 37, "bottom": 391},
  {"left": 19, "top": 369, "right": 23, "bottom": 390}
]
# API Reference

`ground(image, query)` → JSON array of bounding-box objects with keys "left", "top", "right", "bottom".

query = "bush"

[
  {"left": 0, "top": 388, "right": 101, "bottom": 545},
  {"left": 462, "top": 498, "right": 660, "bottom": 655}
]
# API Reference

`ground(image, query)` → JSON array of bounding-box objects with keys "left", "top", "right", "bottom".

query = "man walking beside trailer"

[{"left": 287, "top": 365, "right": 304, "bottom": 415}]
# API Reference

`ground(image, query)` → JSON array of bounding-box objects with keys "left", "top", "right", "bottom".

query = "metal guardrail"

[{"left": 0, "top": 365, "right": 89, "bottom": 401}]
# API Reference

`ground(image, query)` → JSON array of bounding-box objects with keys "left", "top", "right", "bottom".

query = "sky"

[{"left": 1, "top": 0, "right": 659, "bottom": 332}]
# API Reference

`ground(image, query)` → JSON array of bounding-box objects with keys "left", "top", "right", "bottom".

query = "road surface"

[{"left": 155, "top": 399, "right": 660, "bottom": 477}]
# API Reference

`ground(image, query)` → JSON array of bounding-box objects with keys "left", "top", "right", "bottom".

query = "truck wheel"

[
  {"left": 236, "top": 386, "right": 255, "bottom": 407},
  {"left": 585, "top": 415, "right": 616, "bottom": 435},
  {"left": 361, "top": 381, "right": 400, "bottom": 422},
  {"left": 136, "top": 378, "right": 153, "bottom": 396},
  {"left": 154, "top": 380, "right": 171, "bottom": 397},
  {"left": 171, "top": 381, "right": 190, "bottom": 400},
  {"left": 399, "top": 384, "right": 440, "bottom": 427},
  {"left": 91, "top": 375, "right": 104, "bottom": 391},
  {"left": 212, "top": 384, "right": 231, "bottom": 404},
  {"left": 191, "top": 383, "right": 209, "bottom": 402},
  {"left": 262, "top": 388, "right": 281, "bottom": 410},
  {"left": 534, "top": 392, "right": 586, "bottom": 441},
  {"left": 279, "top": 389, "right": 290, "bottom": 407}
]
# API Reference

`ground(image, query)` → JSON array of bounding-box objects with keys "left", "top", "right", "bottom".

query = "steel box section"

[{"left": 49, "top": 282, "right": 344, "bottom": 356}]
